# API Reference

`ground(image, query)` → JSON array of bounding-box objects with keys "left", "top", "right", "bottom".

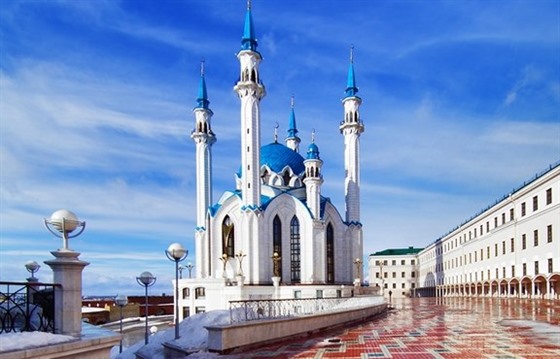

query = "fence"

[
  {"left": 0, "top": 281, "right": 60, "bottom": 333},
  {"left": 229, "top": 297, "right": 353, "bottom": 323}
]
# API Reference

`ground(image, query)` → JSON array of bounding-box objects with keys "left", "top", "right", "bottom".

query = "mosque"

[{"left": 178, "top": 2, "right": 366, "bottom": 317}]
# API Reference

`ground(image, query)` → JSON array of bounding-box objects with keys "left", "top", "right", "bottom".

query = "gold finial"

[
  {"left": 350, "top": 44, "right": 354, "bottom": 63},
  {"left": 274, "top": 122, "right": 279, "bottom": 142},
  {"left": 247, "top": 0, "right": 252, "bottom": 10},
  {"left": 290, "top": 94, "right": 295, "bottom": 109},
  {"left": 311, "top": 129, "right": 316, "bottom": 143},
  {"left": 200, "top": 59, "right": 205, "bottom": 76}
]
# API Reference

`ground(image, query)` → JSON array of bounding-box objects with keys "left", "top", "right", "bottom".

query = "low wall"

[{"left": 206, "top": 302, "right": 387, "bottom": 353}]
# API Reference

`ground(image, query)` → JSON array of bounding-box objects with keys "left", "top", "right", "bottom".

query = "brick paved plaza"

[{"left": 231, "top": 297, "right": 560, "bottom": 358}]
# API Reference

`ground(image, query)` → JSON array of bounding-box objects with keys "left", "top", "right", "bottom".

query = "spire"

[
  {"left": 241, "top": 0, "right": 258, "bottom": 52},
  {"left": 287, "top": 95, "right": 298, "bottom": 138},
  {"left": 345, "top": 45, "right": 359, "bottom": 98},
  {"left": 195, "top": 60, "right": 210, "bottom": 109}
]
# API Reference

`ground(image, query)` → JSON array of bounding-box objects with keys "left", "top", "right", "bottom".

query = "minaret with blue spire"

[
  {"left": 339, "top": 45, "right": 364, "bottom": 225},
  {"left": 191, "top": 60, "right": 216, "bottom": 279},
  {"left": 304, "top": 131, "right": 323, "bottom": 220},
  {"left": 339, "top": 46, "right": 364, "bottom": 282},
  {"left": 234, "top": 0, "right": 266, "bottom": 210},
  {"left": 233, "top": 0, "right": 266, "bottom": 285},
  {"left": 285, "top": 95, "right": 301, "bottom": 152}
]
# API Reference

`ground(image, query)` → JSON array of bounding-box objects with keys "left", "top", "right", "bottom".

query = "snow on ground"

[
  {"left": 111, "top": 297, "right": 386, "bottom": 359},
  {"left": 332, "top": 296, "right": 385, "bottom": 309},
  {"left": 0, "top": 331, "right": 75, "bottom": 352},
  {"left": 111, "top": 310, "right": 237, "bottom": 359}
]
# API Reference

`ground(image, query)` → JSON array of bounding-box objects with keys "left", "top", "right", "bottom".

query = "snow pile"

[
  {"left": 0, "top": 332, "right": 75, "bottom": 352},
  {"left": 332, "top": 296, "right": 385, "bottom": 310},
  {"left": 112, "top": 310, "right": 235, "bottom": 359}
]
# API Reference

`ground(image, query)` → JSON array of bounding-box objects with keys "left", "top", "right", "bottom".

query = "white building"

[
  {"left": 178, "top": 3, "right": 366, "bottom": 319},
  {"left": 368, "top": 247, "right": 423, "bottom": 299},
  {"left": 369, "top": 162, "right": 560, "bottom": 300}
]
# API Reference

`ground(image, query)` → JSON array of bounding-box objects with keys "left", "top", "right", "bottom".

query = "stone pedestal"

[
  {"left": 44, "top": 250, "right": 89, "bottom": 336},
  {"left": 353, "top": 278, "right": 361, "bottom": 287},
  {"left": 272, "top": 276, "right": 280, "bottom": 287}
]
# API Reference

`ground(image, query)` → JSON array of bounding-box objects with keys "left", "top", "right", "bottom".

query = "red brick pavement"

[{"left": 228, "top": 297, "right": 560, "bottom": 359}]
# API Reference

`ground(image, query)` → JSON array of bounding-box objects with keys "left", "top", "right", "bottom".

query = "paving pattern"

[{"left": 233, "top": 298, "right": 560, "bottom": 358}]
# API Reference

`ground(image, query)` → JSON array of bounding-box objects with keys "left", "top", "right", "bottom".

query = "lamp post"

[
  {"left": 185, "top": 263, "right": 194, "bottom": 278},
  {"left": 235, "top": 251, "right": 246, "bottom": 276},
  {"left": 43, "top": 209, "right": 88, "bottom": 337},
  {"left": 354, "top": 258, "right": 363, "bottom": 286},
  {"left": 165, "top": 243, "right": 188, "bottom": 340},
  {"left": 25, "top": 260, "right": 40, "bottom": 282},
  {"left": 136, "top": 271, "right": 156, "bottom": 344},
  {"left": 219, "top": 253, "right": 229, "bottom": 278},
  {"left": 115, "top": 294, "right": 128, "bottom": 353}
]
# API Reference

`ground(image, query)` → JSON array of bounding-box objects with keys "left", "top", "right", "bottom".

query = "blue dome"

[
  {"left": 261, "top": 142, "right": 305, "bottom": 175},
  {"left": 306, "top": 143, "right": 320, "bottom": 159}
]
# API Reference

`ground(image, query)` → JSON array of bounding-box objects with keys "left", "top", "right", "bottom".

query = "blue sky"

[{"left": 1, "top": 0, "right": 559, "bottom": 296}]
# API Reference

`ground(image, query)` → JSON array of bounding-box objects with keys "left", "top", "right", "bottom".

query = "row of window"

[
  {"left": 432, "top": 225, "right": 554, "bottom": 273},
  {"left": 447, "top": 258, "right": 555, "bottom": 284},
  {"left": 375, "top": 271, "right": 416, "bottom": 279},
  {"left": 381, "top": 282, "right": 417, "bottom": 290},
  {"left": 422, "top": 187, "right": 553, "bottom": 261},
  {"left": 223, "top": 214, "right": 337, "bottom": 283},
  {"left": 182, "top": 287, "right": 206, "bottom": 299},
  {"left": 374, "top": 259, "right": 416, "bottom": 266}
]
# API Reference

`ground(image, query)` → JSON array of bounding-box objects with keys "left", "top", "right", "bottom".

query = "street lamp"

[
  {"left": 25, "top": 261, "right": 40, "bottom": 282},
  {"left": 185, "top": 263, "right": 194, "bottom": 278},
  {"left": 44, "top": 209, "right": 86, "bottom": 251},
  {"left": 354, "top": 258, "right": 363, "bottom": 286},
  {"left": 219, "top": 253, "right": 229, "bottom": 278},
  {"left": 165, "top": 243, "right": 188, "bottom": 340},
  {"left": 115, "top": 294, "right": 128, "bottom": 353},
  {"left": 235, "top": 251, "right": 246, "bottom": 276},
  {"left": 136, "top": 271, "right": 156, "bottom": 344}
]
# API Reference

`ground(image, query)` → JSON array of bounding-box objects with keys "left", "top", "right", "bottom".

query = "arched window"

[
  {"left": 182, "top": 287, "right": 190, "bottom": 299},
  {"left": 273, "top": 216, "right": 282, "bottom": 277},
  {"left": 290, "top": 216, "right": 301, "bottom": 283},
  {"left": 222, "top": 216, "right": 234, "bottom": 258},
  {"left": 282, "top": 171, "right": 291, "bottom": 187},
  {"left": 326, "top": 223, "right": 335, "bottom": 283}
]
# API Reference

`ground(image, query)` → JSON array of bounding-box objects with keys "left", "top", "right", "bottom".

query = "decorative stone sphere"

[
  {"left": 150, "top": 326, "right": 158, "bottom": 335},
  {"left": 49, "top": 209, "right": 80, "bottom": 233},
  {"left": 167, "top": 242, "right": 187, "bottom": 260}
]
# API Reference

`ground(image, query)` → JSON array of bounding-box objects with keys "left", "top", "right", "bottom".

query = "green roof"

[{"left": 370, "top": 247, "right": 424, "bottom": 256}]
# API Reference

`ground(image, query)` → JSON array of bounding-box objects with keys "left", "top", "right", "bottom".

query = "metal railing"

[
  {"left": 229, "top": 297, "right": 352, "bottom": 323},
  {"left": 0, "top": 281, "right": 60, "bottom": 334}
]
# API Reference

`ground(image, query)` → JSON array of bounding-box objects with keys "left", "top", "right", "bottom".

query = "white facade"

[
  {"left": 368, "top": 248, "right": 422, "bottom": 299},
  {"left": 369, "top": 163, "right": 560, "bottom": 300},
  {"left": 176, "top": 4, "right": 365, "bottom": 318}
]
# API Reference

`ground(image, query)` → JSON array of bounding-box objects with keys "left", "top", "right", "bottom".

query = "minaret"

[
  {"left": 339, "top": 46, "right": 364, "bottom": 225},
  {"left": 285, "top": 96, "right": 300, "bottom": 152},
  {"left": 303, "top": 132, "right": 323, "bottom": 219},
  {"left": 233, "top": 0, "right": 266, "bottom": 210},
  {"left": 191, "top": 60, "right": 215, "bottom": 277}
]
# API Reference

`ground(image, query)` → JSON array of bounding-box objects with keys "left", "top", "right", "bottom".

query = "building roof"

[{"left": 370, "top": 247, "right": 424, "bottom": 256}]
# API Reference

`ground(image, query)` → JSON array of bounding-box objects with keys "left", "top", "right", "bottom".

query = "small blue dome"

[
  {"left": 261, "top": 142, "right": 305, "bottom": 174},
  {"left": 306, "top": 143, "right": 320, "bottom": 159}
]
